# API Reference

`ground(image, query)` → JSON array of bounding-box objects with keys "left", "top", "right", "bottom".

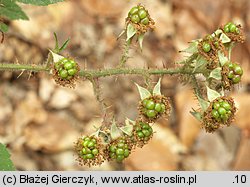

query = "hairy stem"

[
  {"left": 191, "top": 75, "right": 204, "bottom": 99},
  {"left": 118, "top": 39, "right": 131, "bottom": 68},
  {"left": 0, "top": 62, "right": 202, "bottom": 79}
]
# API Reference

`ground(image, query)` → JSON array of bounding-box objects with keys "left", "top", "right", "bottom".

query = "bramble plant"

[{"left": 0, "top": 1, "right": 246, "bottom": 168}]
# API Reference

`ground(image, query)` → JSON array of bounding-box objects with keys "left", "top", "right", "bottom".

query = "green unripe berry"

[
  {"left": 131, "top": 14, "right": 140, "bottom": 23},
  {"left": 55, "top": 61, "right": 62, "bottom": 70},
  {"left": 116, "top": 155, "right": 125, "bottom": 162},
  {"left": 146, "top": 100, "right": 155, "bottom": 110},
  {"left": 202, "top": 43, "right": 211, "bottom": 53},
  {"left": 141, "top": 17, "right": 149, "bottom": 25},
  {"left": 228, "top": 71, "right": 234, "bottom": 79},
  {"left": 213, "top": 102, "right": 220, "bottom": 110},
  {"left": 64, "top": 62, "right": 73, "bottom": 70},
  {"left": 69, "top": 60, "right": 76, "bottom": 67},
  {"left": 83, "top": 140, "right": 89, "bottom": 147},
  {"left": 84, "top": 137, "right": 90, "bottom": 141},
  {"left": 109, "top": 152, "right": 116, "bottom": 159},
  {"left": 224, "top": 23, "right": 231, "bottom": 33},
  {"left": 220, "top": 114, "right": 228, "bottom": 122},
  {"left": 142, "top": 123, "right": 149, "bottom": 129},
  {"left": 148, "top": 127, "right": 153, "bottom": 134},
  {"left": 116, "top": 148, "right": 124, "bottom": 155},
  {"left": 218, "top": 107, "right": 227, "bottom": 115},
  {"left": 232, "top": 75, "right": 241, "bottom": 84},
  {"left": 86, "top": 154, "right": 94, "bottom": 159},
  {"left": 142, "top": 129, "right": 150, "bottom": 137},
  {"left": 129, "top": 7, "right": 139, "bottom": 15},
  {"left": 228, "top": 63, "right": 234, "bottom": 70},
  {"left": 154, "top": 103, "right": 162, "bottom": 112},
  {"left": 229, "top": 24, "right": 236, "bottom": 33},
  {"left": 124, "top": 149, "right": 130, "bottom": 157},
  {"left": 109, "top": 145, "right": 116, "bottom": 153},
  {"left": 227, "top": 110, "right": 232, "bottom": 116},
  {"left": 222, "top": 101, "right": 231, "bottom": 111},
  {"left": 87, "top": 141, "right": 95, "bottom": 148},
  {"left": 61, "top": 58, "right": 69, "bottom": 63},
  {"left": 82, "top": 148, "right": 88, "bottom": 155},
  {"left": 146, "top": 110, "right": 157, "bottom": 118},
  {"left": 142, "top": 99, "right": 149, "bottom": 107},
  {"left": 117, "top": 143, "right": 125, "bottom": 148},
  {"left": 212, "top": 109, "right": 219, "bottom": 119},
  {"left": 92, "top": 148, "right": 99, "bottom": 155},
  {"left": 138, "top": 9, "right": 147, "bottom": 19},
  {"left": 59, "top": 69, "right": 68, "bottom": 79},
  {"left": 224, "top": 26, "right": 230, "bottom": 33},
  {"left": 234, "top": 65, "right": 243, "bottom": 76},
  {"left": 160, "top": 104, "right": 166, "bottom": 113},
  {"left": 137, "top": 131, "right": 145, "bottom": 138},
  {"left": 68, "top": 68, "right": 77, "bottom": 76}
]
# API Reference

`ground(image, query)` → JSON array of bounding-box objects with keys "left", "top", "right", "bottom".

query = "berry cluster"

[
  {"left": 81, "top": 137, "right": 99, "bottom": 160},
  {"left": 128, "top": 5, "right": 149, "bottom": 25},
  {"left": 211, "top": 99, "right": 232, "bottom": 123},
  {"left": 222, "top": 22, "right": 245, "bottom": 43},
  {"left": 53, "top": 57, "right": 79, "bottom": 88},
  {"left": 139, "top": 96, "right": 170, "bottom": 122},
  {"left": 75, "top": 136, "right": 103, "bottom": 166},
  {"left": 106, "top": 138, "right": 131, "bottom": 162},
  {"left": 222, "top": 62, "right": 243, "bottom": 89},
  {"left": 202, "top": 97, "right": 236, "bottom": 133},
  {"left": 223, "top": 22, "right": 240, "bottom": 34},
  {"left": 133, "top": 121, "right": 153, "bottom": 147},
  {"left": 55, "top": 58, "right": 78, "bottom": 80},
  {"left": 226, "top": 62, "right": 243, "bottom": 84},
  {"left": 198, "top": 35, "right": 225, "bottom": 69}
]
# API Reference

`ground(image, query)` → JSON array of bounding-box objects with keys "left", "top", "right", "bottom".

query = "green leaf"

[
  {"left": 219, "top": 33, "right": 231, "bottom": 43},
  {"left": 124, "top": 118, "right": 136, "bottom": 126},
  {"left": 110, "top": 119, "right": 122, "bottom": 140},
  {"left": 49, "top": 50, "right": 64, "bottom": 63},
  {"left": 59, "top": 38, "right": 70, "bottom": 52},
  {"left": 126, "top": 23, "right": 136, "bottom": 41},
  {"left": 53, "top": 32, "right": 59, "bottom": 53},
  {"left": 135, "top": 83, "right": 152, "bottom": 100},
  {"left": 181, "top": 40, "right": 199, "bottom": 53},
  {"left": 206, "top": 86, "right": 221, "bottom": 102},
  {"left": 0, "top": 0, "right": 28, "bottom": 20},
  {"left": 119, "top": 125, "right": 133, "bottom": 136},
  {"left": 209, "top": 67, "right": 222, "bottom": 80},
  {"left": 138, "top": 34, "right": 144, "bottom": 51},
  {"left": 190, "top": 109, "right": 202, "bottom": 122},
  {"left": 218, "top": 51, "right": 228, "bottom": 66},
  {"left": 0, "top": 22, "right": 8, "bottom": 33},
  {"left": 153, "top": 78, "right": 162, "bottom": 96},
  {"left": 120, "top": 118, "right": 135, "bottom": 136},
  {"left": 197, "top": 95, "right": 210, "bottom": 112},
  {"left": 0, "top": 143, "right": 15, "bottom": 171},
  {"left": 193, "top": 55, "right": 207, "bottom": 70},
  {"left": 16, "top": 0, "right": 64, "bottom": 6}
]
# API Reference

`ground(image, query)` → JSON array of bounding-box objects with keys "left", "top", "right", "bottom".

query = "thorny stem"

[
  {"left": 0, "top": 56, "right": 203, "bottom": 78},
  {"left": 191, "top": 75, "right": 204, "bottom": 99},
  {"left": 118, "top": 39, "right": 131, "bottom": 68}
]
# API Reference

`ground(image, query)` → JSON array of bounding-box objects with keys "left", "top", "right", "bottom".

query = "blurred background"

[{"left": 0, "top": 0, "right": 250, "bottom": 170}]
